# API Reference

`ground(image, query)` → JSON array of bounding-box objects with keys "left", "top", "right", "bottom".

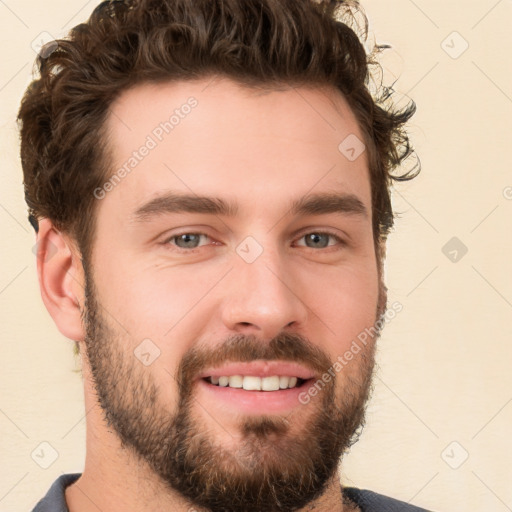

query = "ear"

[{"left": 35, "top": 218, "right": 86, "bottom": 342}]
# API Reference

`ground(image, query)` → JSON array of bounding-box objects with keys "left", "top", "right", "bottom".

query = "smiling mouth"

[{"left": 202, "top": 375, "right": 308, "bottom": 391}]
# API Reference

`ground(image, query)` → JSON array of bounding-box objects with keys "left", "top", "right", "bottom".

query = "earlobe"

[{"left": 36, "top": 218, "right": 86, "bottom": 342}]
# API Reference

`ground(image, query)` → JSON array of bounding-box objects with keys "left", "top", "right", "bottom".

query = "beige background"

[{"left": 1, "top": 1, "right": 511, "bottom": 511}]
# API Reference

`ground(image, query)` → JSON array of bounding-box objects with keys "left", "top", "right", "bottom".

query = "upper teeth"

[{"left": 208, "top": 375, "right": 300, "bottom": 391}]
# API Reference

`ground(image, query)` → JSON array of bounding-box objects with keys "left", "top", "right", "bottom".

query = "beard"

[{"left": 81, "top": 263, "right": 384, "bottom": 512}]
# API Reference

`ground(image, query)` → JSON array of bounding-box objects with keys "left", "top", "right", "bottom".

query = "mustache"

[{"left": 175, "top": 331, "right": 333, "bottom": 394}]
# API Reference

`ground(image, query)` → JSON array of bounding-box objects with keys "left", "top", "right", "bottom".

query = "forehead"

[{"left": 101, "top": 77, "right": 371, "bottom": 221}]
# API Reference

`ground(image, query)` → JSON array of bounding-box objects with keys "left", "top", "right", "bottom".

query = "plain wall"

[{"left": 1, "top": 1, "right": 511, "bottom": 510}]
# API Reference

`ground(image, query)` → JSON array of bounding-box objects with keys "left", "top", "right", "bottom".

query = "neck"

[
  {"left": 66, "top": 439, "right": 348, "bottom": 511},
  {"left": 66, "top": 468, "right": 348, "bottom": 512}
]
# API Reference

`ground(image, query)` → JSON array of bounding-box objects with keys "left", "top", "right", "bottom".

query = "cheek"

[
  {"left": 131, "top": 265, "right": 229, "bottom": 334},
  {"left": 92, "top": 250, "right": 215, "bottom": 334},
  {"left": 308, "top": 265, "right": 379, "bottom": 354}
]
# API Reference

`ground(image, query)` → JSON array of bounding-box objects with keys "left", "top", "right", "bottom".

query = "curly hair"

[{"left": 18, "top": 0, "right": 418, "bottom": 265}]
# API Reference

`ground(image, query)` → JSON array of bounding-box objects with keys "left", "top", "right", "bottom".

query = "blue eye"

[
  {"left": 163, "top": 230, "right": 344, "bottom": 253},
  {"left": 296, "top": 232, "right": 344, "bottom": 249},
  {"left": 301, "top": 232, "right": 333, "bottom": 249},
  {"left": 168, "top": 233, "right": 210, "bottom": 249}
]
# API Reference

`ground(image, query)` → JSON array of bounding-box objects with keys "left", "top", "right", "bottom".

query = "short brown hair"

[{"left": 18, "top": 0, "right": 418, "bottom": 265}]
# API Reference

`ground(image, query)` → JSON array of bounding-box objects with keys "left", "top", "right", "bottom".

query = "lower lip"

[{"left": 195, "top": 378, "right": 313, "bottom": 415}]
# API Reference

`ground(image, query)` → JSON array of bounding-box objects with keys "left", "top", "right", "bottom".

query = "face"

[{"left": 82, "top": 77, "right": 385, "bottom": 511}]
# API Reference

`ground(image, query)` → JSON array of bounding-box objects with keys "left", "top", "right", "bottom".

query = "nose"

[{"left": 220, "top": 242, "right": 309, "bottom": 340}]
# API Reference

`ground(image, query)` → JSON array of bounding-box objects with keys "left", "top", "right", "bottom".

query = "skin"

[{"left": 37, "top": 76, "right": 385, "bottom": 512}]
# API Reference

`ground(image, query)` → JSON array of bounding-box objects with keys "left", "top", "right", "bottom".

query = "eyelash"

[{"left": 162, "top": 230, "right": 346, "bottom": 253}]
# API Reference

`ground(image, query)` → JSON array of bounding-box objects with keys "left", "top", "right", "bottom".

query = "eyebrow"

[{"left": 131, "top": 191, "right": 368, "bottom": 223}]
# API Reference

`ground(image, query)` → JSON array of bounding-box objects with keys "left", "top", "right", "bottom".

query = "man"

[{"left": 19, "top": 0, "right": 430, "bottom": 510}]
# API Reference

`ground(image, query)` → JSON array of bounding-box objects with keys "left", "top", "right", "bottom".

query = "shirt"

[{"left": 32, "top": 473, "right": 434, "bottom": 511}]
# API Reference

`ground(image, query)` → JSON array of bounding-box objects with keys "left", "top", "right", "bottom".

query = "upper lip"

[{"left": 197, "top": 360, "right": 316, "bottom": 380}]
